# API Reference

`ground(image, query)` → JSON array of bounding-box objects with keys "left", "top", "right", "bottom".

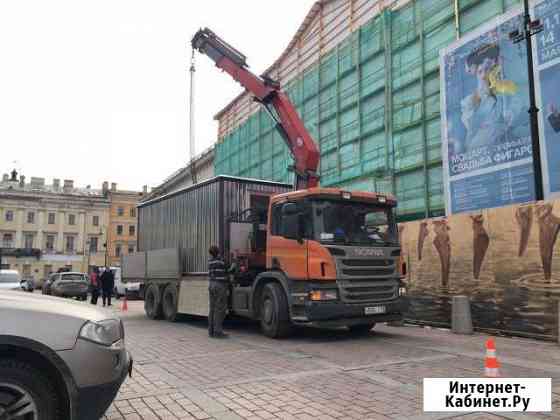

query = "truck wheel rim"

[
  {"left": 263, "top": 298, "right": 274, "bottom": 324},
  {"left": 0, "top": 383, "right": 38, "bottom": 420}
]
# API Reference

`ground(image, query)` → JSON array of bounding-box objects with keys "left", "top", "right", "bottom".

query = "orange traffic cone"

[
  {"left": 121, "top": 295, "right": 128, "bottom": 312},
  {"left": 484, "top": 338, "right": 500, "bottom": 377}
]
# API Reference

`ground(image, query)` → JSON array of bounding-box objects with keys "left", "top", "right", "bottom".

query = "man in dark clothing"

[
  {"left": 100, "top": 268, "right": 115, "bottom": 307},
  {"left": 208, "top": 246, "right": 229, "bottom": 338}
]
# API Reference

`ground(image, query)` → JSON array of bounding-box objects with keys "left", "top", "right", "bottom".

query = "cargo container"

[{"left": 123, "top": 175, "right": 407, "bottom": 337}]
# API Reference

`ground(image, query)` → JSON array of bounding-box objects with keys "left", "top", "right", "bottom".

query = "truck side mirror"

[
  {"left": 280, "top": 213, "right": 301, "bottom": 241},
  {"left": 281, "top": 202, "right": 298, "bottom": 216},
  {"left": 280, "top": 203, "right": 302, "bottom": 241}
]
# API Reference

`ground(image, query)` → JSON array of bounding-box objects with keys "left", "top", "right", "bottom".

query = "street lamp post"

[{"left": 510, "top": 0, "right": 545, "bottom": 201}]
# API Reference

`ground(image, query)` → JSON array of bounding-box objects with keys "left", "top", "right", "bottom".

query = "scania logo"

[{"left": 354, "top": 248, "right": 384, "bottom": 257}]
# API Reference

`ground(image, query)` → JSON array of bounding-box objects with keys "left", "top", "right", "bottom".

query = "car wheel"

[
  {"left": 0, "top": 359, "right": 61, "bottom": 420},
  {"left": 260, "top": 283, "right": 292, "bottom": 338},
  {"left": 348, "top": 323, "right": 376, "bottom": 335},
  {"left": 162, "top": 284, "right": 179, "bottom": 322},
  {"left": 144, "top": 284, "right": 163, "bottom": 320}
]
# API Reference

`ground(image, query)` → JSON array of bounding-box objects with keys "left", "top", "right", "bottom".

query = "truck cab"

[{"left": 230, "top": 188, "right": 406, "bottom": 337}]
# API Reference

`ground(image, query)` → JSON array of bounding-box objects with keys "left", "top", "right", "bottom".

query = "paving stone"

[{"left": 100, "top": 301, "right": 560, "bottom": 420}]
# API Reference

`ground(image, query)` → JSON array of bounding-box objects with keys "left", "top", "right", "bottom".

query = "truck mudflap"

[{"left": 291, "top": 298, "right": 406, "bottom": 327}]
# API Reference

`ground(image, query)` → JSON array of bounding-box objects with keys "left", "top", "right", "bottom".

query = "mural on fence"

[{"left": 402, "top": 199, "right": 560, "bottom": 339}]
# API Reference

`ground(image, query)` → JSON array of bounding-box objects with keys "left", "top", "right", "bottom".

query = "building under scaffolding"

[{"left": 213, "top": 0, "right": 524, "bottom": 221}]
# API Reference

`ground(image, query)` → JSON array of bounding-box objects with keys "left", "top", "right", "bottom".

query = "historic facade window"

[
  {"left": 2, "top": 233, "right": 14, "bottom": 248},
  {"left": 46, "top": 235, "right": 56, "bottom": 251},
  {"left": 65, "top": 236, "right": 75, "bottom": 252},
  {"left": 24, "top": 234, "right": 34, "bottom": 249}
]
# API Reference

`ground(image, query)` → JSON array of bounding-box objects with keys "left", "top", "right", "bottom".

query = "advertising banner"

[
  {"left": 535, "top": 0, "right": 560, "bottom": 199},
  {"left": 440, "top": 9, "right": 535, "bottom": 215}
]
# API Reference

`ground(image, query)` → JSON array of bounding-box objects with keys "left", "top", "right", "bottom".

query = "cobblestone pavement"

[{"left": 99, "top": 301, "right": 560, "bottom": 420}]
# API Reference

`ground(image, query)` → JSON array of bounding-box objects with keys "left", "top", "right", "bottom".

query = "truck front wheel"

[
  {"left": 162, "top": 284, "right": 179, "bottom": 322},
  {"left": 260, "top": 283, "right": 292, "bottom": 338},
  {"left": 144, "top": 284, "right": 163, "bottom": 319}
]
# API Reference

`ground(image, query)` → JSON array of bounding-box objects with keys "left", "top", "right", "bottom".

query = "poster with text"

[
  {"left": 535, "top": 0, "right": 560, "bottom": 199},
  {"left": 441, "top": 8, "right": 536, "bottom": 215}
]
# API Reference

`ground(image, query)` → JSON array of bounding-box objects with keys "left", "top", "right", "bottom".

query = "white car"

[
  {"left": 111, "top": 267, "right": 142, "bottom": 298},
  {"left": 0, "top": 269, "right": 22, "bottom": 291}
]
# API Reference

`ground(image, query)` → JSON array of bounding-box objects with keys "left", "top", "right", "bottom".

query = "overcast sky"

[{"left": 0, "top": 0, "right": 316, "bottom": 190}]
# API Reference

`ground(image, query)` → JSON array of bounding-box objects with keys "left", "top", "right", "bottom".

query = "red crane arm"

[{"left": 192, "top": 28, "right": 320, "bottom": 189}]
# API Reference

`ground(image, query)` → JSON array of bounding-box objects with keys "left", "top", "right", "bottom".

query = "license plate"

[{"left": 364, "top": 305, "right": 386, "bottom": 315}]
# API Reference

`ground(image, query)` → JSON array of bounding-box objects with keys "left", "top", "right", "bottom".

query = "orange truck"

[{"left": 121, "top": 30, "right": 407, "bottom": 337}]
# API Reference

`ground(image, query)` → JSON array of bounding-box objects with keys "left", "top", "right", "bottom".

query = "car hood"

[
  {"left": 0, "top": 291, "right": 117, "bottom": 350},
  {"left": 0, "top": 291, "right": 110, "bottom": 321}
]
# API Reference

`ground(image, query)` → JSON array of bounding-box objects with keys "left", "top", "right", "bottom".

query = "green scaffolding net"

[{"left": 214, "top": 0, "right": 523, "bottom": 220}]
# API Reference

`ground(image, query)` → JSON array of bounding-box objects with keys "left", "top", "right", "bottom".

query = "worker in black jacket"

[
  {"left": 100, "top": 268, "right": 115, "bottom": 307},
  {"left": 208, "top": 245, "right": 229, "bottom": 338}
]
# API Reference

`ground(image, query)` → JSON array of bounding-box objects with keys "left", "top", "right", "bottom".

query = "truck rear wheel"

[
  {"left": 144, "top": 284, "right": 163, "bottom": 319},
  {"left": 260, "top": 283, "right": 292, "bottom": 338},
  {"left": 162, "top": 284, "right": 179, "bottom": 322}
]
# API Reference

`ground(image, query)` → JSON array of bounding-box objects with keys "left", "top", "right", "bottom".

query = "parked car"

[
  {"left": 49, "top": 272, "right": 89, "bottom": 300},
  {"left": 111, "top": 267, "right": 143, "bottom": 299},
  {"left": 0, "top": 269, "right": 22, "bottom": 291},
  {"left": 20, "top": 277, "right": 34, "bottom": 292},
  {"left": 0, "top": 290, "right": 132, "bottom": 420}
]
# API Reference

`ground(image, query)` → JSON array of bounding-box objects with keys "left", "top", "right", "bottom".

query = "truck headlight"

[
  {"left": 398, "top": 287, "right": 407, "bottom": 296},
  {"left": 309, "top": 289, "right": 338, "bottom": 301},
  {"left": 79, "top": 319, "right": 122, "bottom": 346}
]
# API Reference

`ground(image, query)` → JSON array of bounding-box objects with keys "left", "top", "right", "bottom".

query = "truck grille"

[
  {"left": 335, "top": 254, "right": 398, "bottom": 303},
  {"left": 342, "top": 259, "right": 392, "bottom": 267},
  {"left": 342, "top": 268, "right": 394, "bottom": 276}
]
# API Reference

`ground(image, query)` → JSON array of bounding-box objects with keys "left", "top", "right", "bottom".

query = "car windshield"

[
  {"left": 0, "top": 273, "right": 20, "bottom": 283},
  {"left": 313, "top": 200, "right": 398, "bottom": 246},
  {"left": 60, "top": 274, "right": 87, "bottom": 282}
]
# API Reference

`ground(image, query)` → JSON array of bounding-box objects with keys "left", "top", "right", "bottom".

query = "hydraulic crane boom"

[{"left": 192, "top": 28, "right": 320, "bottom": 189}]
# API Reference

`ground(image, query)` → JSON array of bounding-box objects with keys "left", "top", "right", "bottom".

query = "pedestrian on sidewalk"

[
  {"left": 100, "top": 267, "right": 114, "bottom": 307},
  {"left": 89, "top": 267, "right": 101, "bottom": 305},
  {"left": 208, "top": 245, "right": 229, "bottom": 338}
]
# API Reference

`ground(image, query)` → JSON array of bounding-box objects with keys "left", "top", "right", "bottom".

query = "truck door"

[{"left": 267, "top": 201, "right": 309, "bottom": 280}]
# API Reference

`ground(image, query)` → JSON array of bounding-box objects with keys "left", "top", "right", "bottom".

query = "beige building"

[
  {"left": 0, "top": 171, "right": 110, "bottom": 281},
  {"left": 104, "top": 182, "right": 145, "bottom": 267}
]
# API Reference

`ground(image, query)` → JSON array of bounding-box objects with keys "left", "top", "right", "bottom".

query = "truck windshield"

[{"left": 313, "top": 200, "right": 398, "bottom": 246}]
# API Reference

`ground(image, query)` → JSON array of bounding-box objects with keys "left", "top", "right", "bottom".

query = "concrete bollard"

[{"left": 452, "top": 295, "right": 473, "bottom": 335}]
